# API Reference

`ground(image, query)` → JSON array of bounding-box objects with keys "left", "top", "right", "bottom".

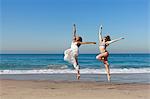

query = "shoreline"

[
  {"left": 0, "top": 73, "right": 150, "bottom": 84},
  {"left": 0, "top": 79, "right": 150, "bottom": 99}
]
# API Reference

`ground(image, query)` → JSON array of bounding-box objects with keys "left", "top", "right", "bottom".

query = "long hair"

[
  {"left": 76, "top": 36, "right": 82, "bottom": 42},
  {"left": 105, "top": 35, "right": 111, "bottom": 42},
  {"left": 76, "top": 36, "right": 82, "bottom": 47}
]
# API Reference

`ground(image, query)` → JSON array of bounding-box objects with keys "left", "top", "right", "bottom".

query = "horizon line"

[{"left": 0, "top": 53, "right": 149, "bottom": 54}]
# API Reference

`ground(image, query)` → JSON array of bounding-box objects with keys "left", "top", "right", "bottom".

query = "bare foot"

[
  {"left": 77, "top": 74, "right": 80, "bottom": 80},
  {"left": 107, "top": 75, "right": 111, "bottom": 82}
]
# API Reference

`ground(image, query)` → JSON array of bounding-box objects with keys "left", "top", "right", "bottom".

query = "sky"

[{"left": 1, "top": 0, "right": 149, "bottom": 54}]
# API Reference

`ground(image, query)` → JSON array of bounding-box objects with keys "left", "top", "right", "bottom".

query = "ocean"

[{"left": 0, "top": 54, "right": 150, "bottom": 74}]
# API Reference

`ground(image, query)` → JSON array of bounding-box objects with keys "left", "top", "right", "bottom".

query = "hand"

[
  {"left": 120, "top": 37, "right": 124, "bottom": 39},
  {"left": 93, "top": 42, "right": 96, "bottom": 44},
  {"left": 100, "top": 25, "right": 102, "bottom": 29}
]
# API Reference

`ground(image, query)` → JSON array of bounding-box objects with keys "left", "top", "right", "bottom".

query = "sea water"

[{"left": 0, "top": 54, "right": 150, "bottom": 74}]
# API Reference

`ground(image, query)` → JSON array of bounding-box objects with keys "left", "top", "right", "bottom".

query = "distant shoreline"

[{"left": 0, "top": 73, "right": 150, "bottom": 84}]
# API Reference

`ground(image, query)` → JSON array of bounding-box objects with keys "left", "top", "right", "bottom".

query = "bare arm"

[
  {"left": 98, "top": 25, "right": 103, "bottom": 44},
  {"left": 72, "top": 24, "right": 76, "bottom": 41},
  {"left": 107, "top": 37, "right": 124, "bottom": 44},
  {"left": 78, "top": 42, "right": 96, "bottom": 45}
]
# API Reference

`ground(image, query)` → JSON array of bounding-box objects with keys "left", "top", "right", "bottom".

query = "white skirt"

[{"left": 64, "top": 48, "right": 79, "bottom": 70}]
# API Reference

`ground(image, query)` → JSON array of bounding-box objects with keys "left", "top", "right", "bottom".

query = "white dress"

[{"left": 64, "top": 42, "right": 79, "bottom": 70}]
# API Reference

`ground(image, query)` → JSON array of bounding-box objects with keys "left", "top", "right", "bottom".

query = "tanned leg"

[{"left": 104, "top": 60, "right": 111, "bottom": 82}]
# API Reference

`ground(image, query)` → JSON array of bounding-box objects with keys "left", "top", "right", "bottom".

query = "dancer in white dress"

[{"left": 64, "top": 24, "right": 96, "bottom": 80}]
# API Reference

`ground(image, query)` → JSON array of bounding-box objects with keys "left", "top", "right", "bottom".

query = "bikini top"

[{"left": 100, "top": 42, "right": 106, "bottom": 48}]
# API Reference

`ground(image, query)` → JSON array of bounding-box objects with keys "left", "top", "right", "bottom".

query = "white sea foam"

[
  {"left": 0, "top": 68, "right": 150, "bottom": 74},
  {"left": 47, "top": 64, "right": 68, "bottom": 69}
]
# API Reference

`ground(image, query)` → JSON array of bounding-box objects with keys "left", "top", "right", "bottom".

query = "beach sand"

[{"left": 0, "top": 79, "right": 150, "bottom": 99}]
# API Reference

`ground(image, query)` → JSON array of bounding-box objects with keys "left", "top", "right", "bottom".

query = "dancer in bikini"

[
  {"left": 96, "top": 25, "right": 124, "bottom": 81},
  {"left": 64, "top": 24, "right": 96, "bottom": 80}
]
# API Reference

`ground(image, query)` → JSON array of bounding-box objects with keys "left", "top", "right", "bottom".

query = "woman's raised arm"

[
  {"left": 98, "top": 25, "right": 103, "bottom": 44},
  {"left": 72, "top": 24, "right": 76, "bottom": 41}
]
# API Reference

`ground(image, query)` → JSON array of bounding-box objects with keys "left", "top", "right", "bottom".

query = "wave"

[
  {"left": 0, "top": 68, "right": 150, "bottom": 74},
  {"left": 47, "top": 64, "right": 68, "bottom": 69}
]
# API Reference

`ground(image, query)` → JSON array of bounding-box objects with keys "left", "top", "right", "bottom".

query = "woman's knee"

[
  {"left": 96, "top": 54, "right": 102, "bottom": 60},
  {"left": 96, "top": 55, "right": 100, "bottom": 59}
]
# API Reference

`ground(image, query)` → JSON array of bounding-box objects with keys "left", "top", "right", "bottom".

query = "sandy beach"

[{"left": 0, "top": 79, "right": 150, "bottom": 99}]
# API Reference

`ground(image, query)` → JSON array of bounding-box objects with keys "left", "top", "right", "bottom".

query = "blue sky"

[{"left": 1, "top": 0, "right": 149, "bottom": 54}]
